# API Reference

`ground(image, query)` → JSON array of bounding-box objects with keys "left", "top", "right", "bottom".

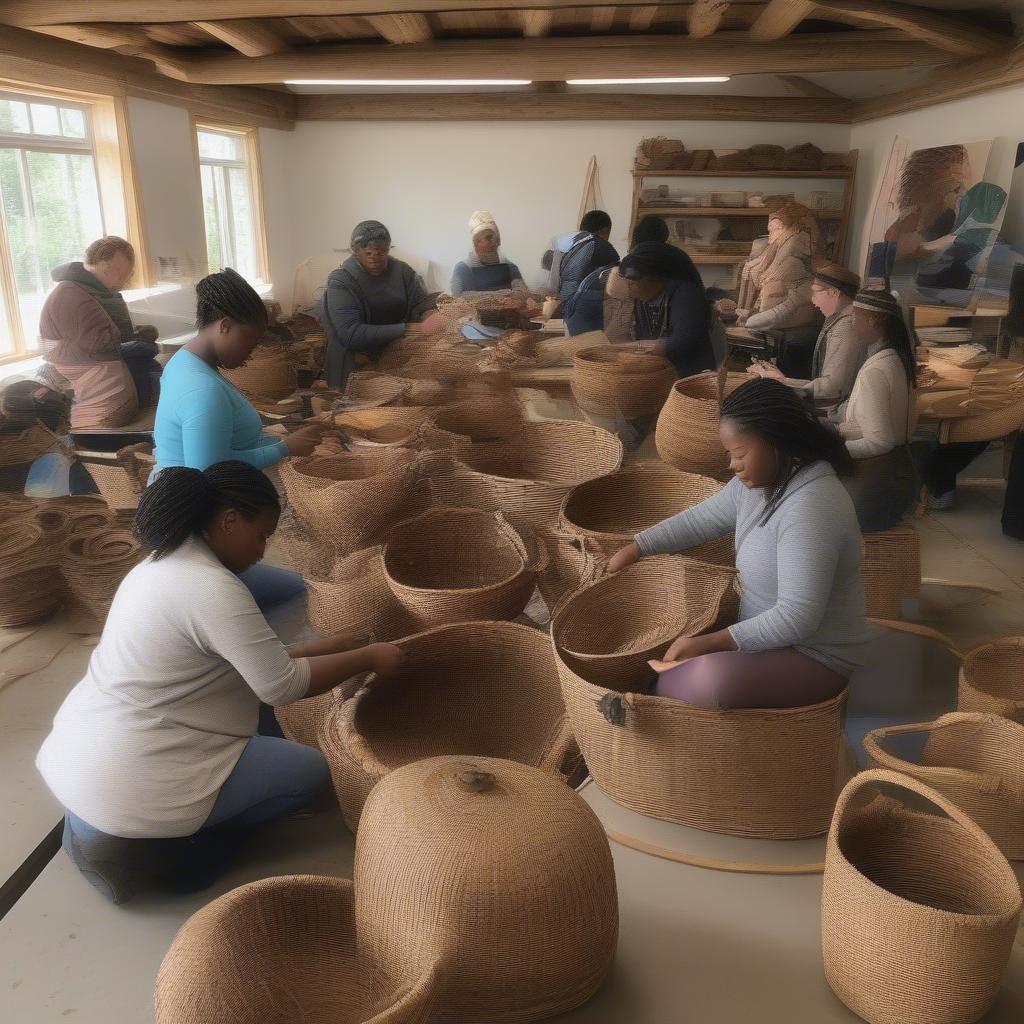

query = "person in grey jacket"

[
  {"left": 606, "top": 378, "right": 869, "bottom": 709},
  {"left": 322, "top": 221, "right": 442, "bottom": 387}
]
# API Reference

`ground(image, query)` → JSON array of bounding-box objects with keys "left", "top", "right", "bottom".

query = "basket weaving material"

[
  {"left": 318, "top": 621, "right": 578, "bottom": 829},
  {"left": 863, "top": 713, "right": 1024, "bottom": 860},
  {"left": 155, "top": 875, "right": 441, "bottom": 1024},
  {"left": 221, "top": 344, "right": 298, "bottom": 401},
  {"left": 0, "top": 422, "right": 59, "bottom": 469},
  {"left": 62, "top": 528, "right": 143, "bottom": 619},
  {"left": 570, "top": 345, "right": 677, "bottom": 420},
  {"left": 354, "top": 756, "right": 618, "bottom": 1024},
  {"left": 52, "top": 495, "right": 112, "bottom": 534},
  {"left": 861, "top": 526, "right": 921, "bottom": 619},
  {"left": 959, "top": 637, "right": 1024, "bottom": 723},
  {"left": 0, "top": 521, "right": 64, "bottom": 626},
  {"left": 655, "top": 371, "right": 748, "bottom": 479},
  {"left": 821, "top": 769, "right": 1022, "bottom": 1024}
]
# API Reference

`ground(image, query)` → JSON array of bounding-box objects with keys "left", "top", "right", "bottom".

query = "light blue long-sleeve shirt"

[{"left": 153, "top": 348, "right": 288, "bottom": 473}]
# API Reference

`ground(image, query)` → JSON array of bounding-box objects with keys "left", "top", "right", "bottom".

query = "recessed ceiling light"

[
  {"left": 285, "top": 79, "right": 533, "bottom": 86},
  {"left": 567, "top": 76, "right": 732, "bottom": 85}
]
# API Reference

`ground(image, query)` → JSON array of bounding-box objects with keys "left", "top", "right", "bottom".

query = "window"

[{"left": 195, "top": 124, "right": 267, "bottom": 285}]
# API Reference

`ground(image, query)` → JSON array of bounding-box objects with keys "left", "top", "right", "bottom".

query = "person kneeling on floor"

[{"left": 36, "top": 460, "right": 404, "bottom": 904}]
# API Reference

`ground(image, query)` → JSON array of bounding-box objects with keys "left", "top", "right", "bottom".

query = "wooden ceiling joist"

[
  {"left": 776, "top": 74, "right": 845, "bottom": 100},
  {"left": 689, "top": 0, "right": 731, "bottom": 38},
  {"left": 749, "top": 0, "right": 815, "bottom": 41},
  {"left": 519, "top": 10, "right": 555, "bottom": 38},
  {"left": 365, "top": 14, "right": 433, "bottom": 45},
  {"left": 192, "top": 19, "right": 287, "bottom": 58},
  {"left": 628, "top": 6, "right": 660, "bottom": 32},
  {"left": 591, "top": 7, "right": 618, "bottom": 32},
  {"left": 29, "top": 23, "right": 152, "bottom": 52}
]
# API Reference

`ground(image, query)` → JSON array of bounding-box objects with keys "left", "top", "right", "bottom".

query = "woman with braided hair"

[
  {"left": 38, "top": 460, "right": 404, "bottom": 903},
  {"left": 606, "top": 378, "right": 868, "bottom": 709}
]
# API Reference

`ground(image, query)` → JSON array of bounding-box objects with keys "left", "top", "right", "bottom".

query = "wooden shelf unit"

[
  {"left": 631, "top": 168, "right": 855, "bottom": 179},
  {"left": 639, "top": 205, "right": 843, "bottom": 219}
]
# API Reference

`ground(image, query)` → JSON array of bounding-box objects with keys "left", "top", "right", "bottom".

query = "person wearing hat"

[
  {"left": 615, "top": 241, "right": 716, "bottom": 378},
  {"left": 831, "top": 288, "right": 918, "bottom": 532},
  {"left": 322, "top": 221, "right": 443, "bottom": 387},
  {"left": 450, "top": 212, "right": 526, "bottom": 297},
  {"left": 749, "top": 263, "right": 863, "bottom": 411}
]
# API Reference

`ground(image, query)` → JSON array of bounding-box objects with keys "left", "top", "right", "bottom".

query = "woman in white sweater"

[
  {"left": 37, "top": 461, "right": 404, "bottom": 903},
  {"left": 831, "top": 288, "right": 918, "bottom": 532}
]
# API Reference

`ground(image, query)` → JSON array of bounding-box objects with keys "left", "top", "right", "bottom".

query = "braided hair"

[
  {"left": 134, "top": 461, "right": 280, "bottom": 560},
  {"left": 195, "top": 268, "right": 268, "bottom": 331},
  {"left": 721, "top": 378, "right": 854, "bottom": 525}
]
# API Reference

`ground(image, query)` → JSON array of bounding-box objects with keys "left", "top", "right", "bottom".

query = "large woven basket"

[
  {"left": 431, "top": 420, "right": 624, "bottom": 529},
  {"left": 62, "top": 528, "right": 143, "bottom": 619},
  {"left": 863, "top": 712, "right": 1024, "bottom": 860},
  {"left": 355, "top": 756, "right": 618, "bottom": 1024},
  {"left": 655, "top": 371, "right": 747, "bottom": 479},
  {"left": 822, "top": 769, "right": 1022, "bottom": 1024},
  {"left": 155, "top": 875, "right": 441, "bottom": 1024},
  {"left": 220, "top": 344, "right": 297, "bottom": 401},
  {"left": 318, "top": 621, "right": 578, "bottom": 829},
  {"left": 0, "top": 521, "right": 63, "bottom": 627},
  {"left": 861, "top": 525, "right": 921, "bottom": 620},
  {"left": 959, "top": 637, "right": 1024, "bottom": 723},
  {"left": 570, "top": 345, "right": 677, "bottom": 420},
  {"left": 418, "top": 397, "right": 525, "bottom": 457}
]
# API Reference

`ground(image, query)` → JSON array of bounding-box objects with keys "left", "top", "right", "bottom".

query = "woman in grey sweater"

[{"left": 607, "top": 378, "right": 869, "bottom": 709}]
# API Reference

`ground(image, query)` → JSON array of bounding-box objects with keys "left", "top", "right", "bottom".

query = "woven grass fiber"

[
  {"left": 861, "top": 526, "right": 920, "bottom": 620},
  {"left": 863, "top": 712, "right": 1024, "bottom": 860},
  {"left": 354, "top": 755, "right": 617, "bottom": 1024},
  {"left": 318, "top": 621, "right": 578, "bottom": 830},
  {"left": 571, "top": 345, "right": 677, "bottom": 420},
  {"left": 822, "top": 769, "right": 1022, "bottom": 1024},
  {"left": 0, "top": 521, "right": 64, "bottom": 626},
  {"left": 655, "top": 371, "right": 748, "bottom": 479},
  {"left": 959, "top": 637, "right": 1024, "bottom": 724},
  {"left": 221, "top": 343, "right": 298, "bottom": 402},
  {"left": 62, "top": 527, "right": 143, "bottom": 620},
  {"left": 0, "top": 422, "right": 59, "bottom": 469},
  {"left": 155, "top": 875, "right": 441, "bottom": 1024}
]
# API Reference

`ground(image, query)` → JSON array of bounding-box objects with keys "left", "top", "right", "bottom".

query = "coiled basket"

[
  {"left": 570, "top": 345, "right": 677, "bottom": 420},
  {"left": 958, "top": 637, "right": 1024, "bottom": 723}
]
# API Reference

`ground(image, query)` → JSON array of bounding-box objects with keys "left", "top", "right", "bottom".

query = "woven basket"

[
  {"left": 319, "top": 621, "right": 578, "bottom": 830},
  {"left": 431, "top": 420, "right": 624, "bottom": 529},
  {"left": 863, "top": 713, "right": 1024, "bottom": 860},
  {"left": 959, "top": 637, "right": 1024, "bottom": 723},
  {"left": 861, "top": 526, "right": 921, "bottom": 620},
  {"left": 0, "top": 422, "right": 59, "bottom": 469},
  {"left": 354, "top": 756, "right": 618, "bottom": 1024},
  {"left": 52, "top": 495, "right": 112, "bottom": 535},
  {"left": 220, "top": 344, "right": 298, "bottom": 401},
  {"left": 942, "top": 399, "right": 1024, "bottom": 443},
  {"left": 0, "top": 521, "right": 63, "bottom": 626},
  {"left": 155, "top": 875, "right": 441, "bottom": 1024},
  {"left": 822, "top": 769, "right": 1022, "bottom": 1024},
  {"left": 418, "top": 397, "right": 525, "bottom": 457},
  {"left": 552, "top": 555, "right": 739, "bottom": 691},
  {"left": 342, "top": 371, "right": 412, "bottom": 409},
  {"left": 655, "top": 371, "right": 747, "bottom": 479},
  {"left": 62, "top": 528, "right": 143, "bottom": 619},
  {"left": 83, "top": 443, "right": 154, "bottom": 516},
  {"left": 570, "top": 345, "right": 677, "bottom": 420},
  {"left": 333, "top": 406, "right": 429, "bottom": 449}
]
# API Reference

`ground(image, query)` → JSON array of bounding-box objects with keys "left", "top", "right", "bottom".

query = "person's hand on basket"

[
  {"left": 407, "top": 310, "right": 444, "bottom": 336},
  {"left": 284, "top": 424, "right": 324, "bottom": 458},
  {"left": 366, "top": 642, "right": 406, "bottom": 679},
  {"left": 605, "top": 541, "right": 641, "bottom": 576}
]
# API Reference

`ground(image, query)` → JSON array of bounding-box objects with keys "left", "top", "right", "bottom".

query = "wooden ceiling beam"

[
  {"left": 365, "top": 14, "right": 432, "bottom": 45},
  {"left": 296, "top": 90, "right": 853, "bottom": 123},
  {"left": 689, "top": 1, "right": 731, "bottom": 39},
  {"left": 812, "top": 2, "right": 1006, "bottom": 58},
  {"left": 191, "top": 19, "right": 288, "bottom": 57},
  {"left": 749, "top": 0, "right": 815, "bottom": 41},
  {"left": 519, "top": 11, "right": 555, "bottom": 38},
  {"left": 28, "top": 23, "right": 153, "bottom": 53},
  {"left": 628, "top": 6, "right": 660, "bottom": 32},
  {"left": 591, "top": 7, "right": 618, "bottom": 32},
  {"left": 776, "top": 74, "right": 844, "bottom": 100}
]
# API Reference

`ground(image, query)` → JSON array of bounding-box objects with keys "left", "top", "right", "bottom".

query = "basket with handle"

[
  {"left": 822, "top": 768, "right": 1022, "bottom": 1024},
  {"left": 862, "top": 712, "right": 1024, "bottom": 860},
  {"left": 958, "top": 636, "right": 1024, "bottom": 723},
  {"left": 861, "top": 526, "right": 920, "bottom": 620},
  {"left": 570, "top": 345, "right": 678, "bottom": 420}
]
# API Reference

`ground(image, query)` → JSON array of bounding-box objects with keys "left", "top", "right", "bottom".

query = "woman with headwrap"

[
  {"left": 450, "top": 212, "right": 526, "bottom": 297},
  {"left": 322, "top": 220, "right": 443, "bottom": 387},
  {"left": 616, "top": 241, "right": 716, "bottom": 378}
]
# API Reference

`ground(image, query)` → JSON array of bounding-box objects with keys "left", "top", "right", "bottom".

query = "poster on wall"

[{"left": 863, "top": 137, "right": 1009, "bottom": 309}]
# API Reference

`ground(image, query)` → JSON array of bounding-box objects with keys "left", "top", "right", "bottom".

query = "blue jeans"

[{"left": 238, "top": 562, "right": 307, "bottom": 611}]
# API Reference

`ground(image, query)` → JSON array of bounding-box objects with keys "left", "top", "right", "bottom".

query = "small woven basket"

[
  {"left": 155, "top": 875, "right": 441, "bottom": 1024},
  {"left": 863, "top": 712, "right": 1024, "bottom": 860},
  {"left": 822, "top": 769, "right": 1022, "bottom": 1024},
  {"left": 220, "top": 343, "right": 298, "bottom": 401},
  {"left": 655, "top": 371, "right": 747, "bottom": 479},
  {"left": 332, "top": 406, "right": 429, "bottom": 449},
  {"left": 861, "top": 526, "right": 921, "bottom": 620},
  {"left": 319, "top": 621, "right": 578, "bottom": 829},
  {"left": 570, "top": 345, "right": 677, "bottom": 420},
  {"left": 0, "top": 521, "right": 63, "bottom": 627},
  {"left": 958, "top": 637, "right": 1024, "bottom": 723},
  {"left": 62, "top": 528, "right": 143, "bottom": 619}
]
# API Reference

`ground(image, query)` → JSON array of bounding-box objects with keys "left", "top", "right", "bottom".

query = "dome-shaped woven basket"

[
  {"left": 0, "top": 521, "right": 63, "bottom": 627},
  {"left": 354, "top": 756, "right": 618, "bottom": 1024},
  {"left": 861, "top": 526, "right": 921, "bottom": 620},
  {"left": 431, "top": 420, "right": 624, "bottom": 529},
  {"left": 655, "top": 371, "right": 747, "bottom": 479},
  {"left": 221, "top": 344, "right": 298, "bottom": 402},
  {"left": 319, "top": 621, "right": 578, "bottom": 830},
  {"left": 552, "top": 555, "right": 739, "bottom": 691},
  {"left": 959, "top": 637, "right": 1024, "bottom": 724},
  {"left": 155, "top": 875, "right": 441, "bottom": 1024},
  {"left": 863, "top": 712, "right": 1024, "bottom": 860},
  {"left": 0, "top": 422, "right": 59, "bottom": 469},
  {"left": 62, "top": 528, "right": 143, "bottom": 619},
  {"left": 570, "top": 345, "right": 677, "bottom": 420},
  {"left": 822, "top": 769, "right": 1022, "bottom": 1024},
  {"left": 333, "top": 407, "right": 429, "bottom": 449}
]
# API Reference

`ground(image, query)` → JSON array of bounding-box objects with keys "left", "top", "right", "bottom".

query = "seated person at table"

[
  {"left": 450, "top": 211, "right": 526, "bottom": 296},
  {"left": 549, "top": 209, "right": 620, "bottom": 304},
  {"left": 606, "top": 378, "right": 868, "bottom": 709},
  {"left": 37, "top": 461, "right": 405, "bottom": 904},
  {"left": 38, "top": 236, "right": 161, "bottom": 429},
  {"left": 749, "top": 263, "right": 864, "bottom": 412},
  {"left": 323, "top": 220, "right": 443, "bottom": 387}
]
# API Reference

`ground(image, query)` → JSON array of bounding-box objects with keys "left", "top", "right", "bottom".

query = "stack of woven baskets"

[{"left": 571, "top": 345, "right": 677, "bottom": 422}]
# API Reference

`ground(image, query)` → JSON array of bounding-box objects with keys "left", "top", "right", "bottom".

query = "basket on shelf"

[
  {"left": 861, "top": 526, "right": 920, "bottom": 620},
  {"left": 822, "top": 769, "right": 1022, "bottom": 1024},
  {"left": 570, "top": 346, "right": 677, "bottom": 421},
  {"left": 318, "top": 621, "right": 579, "bottom": 829},
  {"left": 958, "top": 637, "right": 1024, "bottom": 723},
  {"left": 0, "top": 521, "right": 64, "bottom": 627},
  {"left": 655, "top": 371, "right": 747, "bottom": 479},
  {"left": 220, "top": 343, "right": 298, "bottom": 402},
  {"left": 863, "top": 712, "right": 1024, "bottom": 860},
  {"left": 62, "top": 527, "right": 142, "bottom": 620}
]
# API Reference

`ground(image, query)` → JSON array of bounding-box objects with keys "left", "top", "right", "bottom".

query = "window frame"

[{"left": 192, "top": 117, "right": 270, "bottom": 286}]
